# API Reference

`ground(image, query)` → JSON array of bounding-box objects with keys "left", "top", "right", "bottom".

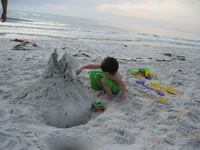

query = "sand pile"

[{"left": 11, "top": 50, "right": 93, "bottom": 128}]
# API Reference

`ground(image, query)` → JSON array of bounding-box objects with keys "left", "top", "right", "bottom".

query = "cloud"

[
  {"left": 98, "top": 0, "right": 199, "bottom": 21},
  {"left": 7, "top": 0, "right": 200, "bottom": 29},
  {"left": 47, "top": 4, "right": 70, "bottom": 9}
]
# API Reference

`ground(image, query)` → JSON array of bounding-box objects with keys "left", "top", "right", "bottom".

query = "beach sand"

[{"left": 0, "top": 38, "right": 200, "bottom": 150}]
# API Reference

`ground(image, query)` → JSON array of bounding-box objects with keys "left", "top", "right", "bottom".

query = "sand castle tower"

[{"left": 14, "top": 50, "right": 93, "bottom": 128}]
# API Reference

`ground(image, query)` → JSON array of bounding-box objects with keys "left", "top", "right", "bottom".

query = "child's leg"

[
  {"left": 101, "top": 78, "right": 112, "bottom": 99},
  {"left": 95, "top": 75, "right": 103, "bottom": 90}
]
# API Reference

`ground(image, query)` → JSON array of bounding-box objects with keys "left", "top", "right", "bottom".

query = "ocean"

[{"left": 0, "top": 10, "right": 200, "bottom": 49}]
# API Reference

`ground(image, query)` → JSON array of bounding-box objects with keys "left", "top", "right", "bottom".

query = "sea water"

[{"left": 0, "top": 10, "right": 200, "bottom": 49}]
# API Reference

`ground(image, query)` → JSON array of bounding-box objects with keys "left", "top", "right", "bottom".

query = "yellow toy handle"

[
  {"left": 157, "top": 96, "right": 167, "bottom": 102},
  {"left": 149, "top": 82, "right": 180, "bottom": 95}
]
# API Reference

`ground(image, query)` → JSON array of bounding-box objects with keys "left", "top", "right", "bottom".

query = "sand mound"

[{"left": 12, "top": 50, "right": 93, "bottom": 128}]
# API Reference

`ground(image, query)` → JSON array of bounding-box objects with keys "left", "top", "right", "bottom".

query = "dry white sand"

[{"left": 0, "top": 38, "right": 200, "bottom": 150}]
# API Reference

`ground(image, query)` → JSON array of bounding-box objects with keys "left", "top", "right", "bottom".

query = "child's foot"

[
  {"left": 116, "top": 99, "right": 123, "bottom": 102},
  {"left": 97, "top": 91, "right": 106, "bottom": 97}
]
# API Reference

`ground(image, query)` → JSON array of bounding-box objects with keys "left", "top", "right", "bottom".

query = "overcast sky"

[{"left": 5, "top": 0, "right": 200, "bottom": 37}]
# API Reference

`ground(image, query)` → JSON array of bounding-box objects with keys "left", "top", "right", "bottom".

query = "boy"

[{"left": 76, "top": 57, "right": 126, "bottom": 102}]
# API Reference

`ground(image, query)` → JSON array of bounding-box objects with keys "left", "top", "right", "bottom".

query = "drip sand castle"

[
  {"left": 0, "top": 50, "right": 96, "bottom": 150},
  {"left": 12, "top": 50, "right": 93, "bottom": 128}
]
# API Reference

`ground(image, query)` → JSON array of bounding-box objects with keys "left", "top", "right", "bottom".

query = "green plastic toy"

[
  {"left": 88, "top": 71, "right": 104, "bottom": 90},
  {"left": 138, "top": 68, "right": 146, "bottom": 73},
  {"left": 93, "top": 101, "right": 104, "bottom": 107},
  {"left": 92, "top": 101, "right": 105, "bottom": 112},
  {"left": 129, "top": 67, "right": 137, "bottom": 75},
  {"left": 138, "top": 67, "right": 149, "bottom": 73}
]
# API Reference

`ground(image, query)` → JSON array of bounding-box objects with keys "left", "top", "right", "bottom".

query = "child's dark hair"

[{"left": 101, "top": 57, "right": 119, "bottom": 75}]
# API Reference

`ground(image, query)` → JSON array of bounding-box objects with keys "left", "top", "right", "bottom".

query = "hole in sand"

[
  {"left": 43, "top": 105, "right": 93, "bottom": 128},
  {"left": 46, "top": 136, "right": 92, "bottom": 150}
]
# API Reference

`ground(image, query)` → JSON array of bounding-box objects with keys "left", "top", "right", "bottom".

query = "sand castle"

[{"left": 12, "top": 50, "right": 94, "bottom": 128}]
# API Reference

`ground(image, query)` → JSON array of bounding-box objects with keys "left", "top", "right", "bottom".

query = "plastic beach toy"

[
  {"left": 130, "top": 67, "right": 154, "bottom": 79},
  {"left": 138, "top": 68, "right": 146, "bottom": 73},
  {"left": 139, "top": 67, "right": 149, "bottom": 73},
  {"left": 129, "top": 67, "right": 137, "bottom": 76},
  {"left": 93, "top": 101, "right": 104, "bottom": 107},
  {"left": 157, "top": 96, "right": 167, "bottom": 102},
  {"left": 88, "top": 71, "right": 104, "bottom": 90},
  {"left": 145, "top": 76, "right": 151, "bottom": 80},
  {"left": 136, "top": 80, "right": 165, "bottom": 96},
  {"left": 92, "top": 101, "right": 105, "bottom": 112},
  {"left": 149, "top": 82, "right": 180, "bottom": 95}
]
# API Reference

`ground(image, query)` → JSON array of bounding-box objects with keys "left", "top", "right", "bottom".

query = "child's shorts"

[
  {"left": 112, "top": 88, "right": 120, "bottom": 95},
  {"left": 95, "top": 72, "right": 121, "bottom": 94}
]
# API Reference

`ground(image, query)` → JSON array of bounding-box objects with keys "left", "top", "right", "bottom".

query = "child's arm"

[
  {"left": 76, "top": 64, "right": 101, "bottom": 75},
  {"left": 115, "top": 78, "right": 126, "bottom": 102}
]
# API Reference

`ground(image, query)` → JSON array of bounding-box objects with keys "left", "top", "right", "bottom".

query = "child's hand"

[{"left": 76, "top": 68, "right": 82, "bottom": 75}]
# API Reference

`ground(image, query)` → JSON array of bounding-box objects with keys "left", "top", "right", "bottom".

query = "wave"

[
  {"left": 7, "top": 17, "right": 33, "bottom": 23},
  {"left": 0, "top": 32, "right": 6, "bottom": 35},
  {"left": 0, "top": 24, "right": 119, "bottom": 36},
  {"left": 0, "top": 24, "right": 69, "bottom": 32},
  {"left": 1, "top": 32, "right": 74, "bottom": 39},
  {"left": 136, "top": 33, "right": 200, "bottom": 44},
  {"left": 1, "top": 16, "right": 199, "bottom": 49}
]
